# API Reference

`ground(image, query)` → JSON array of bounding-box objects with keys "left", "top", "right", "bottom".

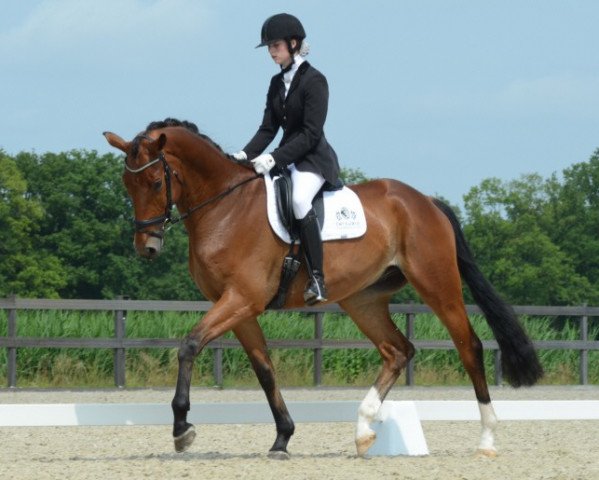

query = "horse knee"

[{"left": 178, "top": 337, "right": 199, "bottom": 363}]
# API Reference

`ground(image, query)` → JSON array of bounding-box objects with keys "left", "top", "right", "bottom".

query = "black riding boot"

[{"left": 299, "top": 209, "right": 327, "bottom": 305}]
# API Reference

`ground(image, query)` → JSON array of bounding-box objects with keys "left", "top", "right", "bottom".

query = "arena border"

[{"left": 0, "top": 400, "right": 598, "bottom": 427}]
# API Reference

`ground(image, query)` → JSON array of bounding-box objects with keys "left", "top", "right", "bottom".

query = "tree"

[
  {"left": 340, "top": 167, "right": 370, "bottom": 185},
  {"left": 462, "top": 173, "right": 597, "bottom": 305},
  {"left": 0, "top": 151, "right": 66, "bottom": 297},
  {"left": 14, "top": 149, "right": 201, "bottom": 300},
  {"left": 547, "top": 149, "right": 599, "bottom": 291}
]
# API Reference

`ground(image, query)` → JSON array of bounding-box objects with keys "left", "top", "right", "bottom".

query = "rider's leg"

[{"left": 290, "top": 166, "right": 327, "bottom": 305}]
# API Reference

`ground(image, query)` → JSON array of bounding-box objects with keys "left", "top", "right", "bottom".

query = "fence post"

[
  {"left": 580, "top": 306, "right": 588, "bottom": 385},
  {"left": 405, "top": 311, "right": 415, "bottom": 386},
  {"left": 313, "top": 312, "right": 324, "bottom": 386},
  {"left": 213, "top": 346, "right": 223, "bottom": 387},
  {"left": 113, "top": 296, "right": 127, "bottom": 388},
  {"left": 6, "top": 295, "right": 17, "bottom": 388},
  {"left": 493, "top": 350, "right": 503, "bottom": 386}
]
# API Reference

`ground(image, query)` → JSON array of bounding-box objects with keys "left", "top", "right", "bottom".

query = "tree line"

[{"left": 1, "top": 147, "right": 598, "bottom": 305}]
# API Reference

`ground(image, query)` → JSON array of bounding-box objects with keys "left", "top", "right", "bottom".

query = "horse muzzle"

[{"left": 135, "top": 231, "right": 164, "bottom": 259}]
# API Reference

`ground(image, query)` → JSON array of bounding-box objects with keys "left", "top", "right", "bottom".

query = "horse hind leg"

[
  {"left": 339, "top": 292, "right": 415, "bottom": 457},
  {"left": 407, "top": 268, "right": 499, "bottom": 455},
  {"left": 233, "top": 320, "right": 295, "bottom": 459}
]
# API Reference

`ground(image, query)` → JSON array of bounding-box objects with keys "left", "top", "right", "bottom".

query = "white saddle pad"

[{"left": 264, "top": 172, "right": 367, "bottom": 244}]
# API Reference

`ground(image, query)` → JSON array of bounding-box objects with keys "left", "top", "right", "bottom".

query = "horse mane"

[{"left": 132, "top": 117, "right": 230, "bottom": 158}]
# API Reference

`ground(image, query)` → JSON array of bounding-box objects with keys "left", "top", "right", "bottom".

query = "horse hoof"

[
  {"left": 355, "top": 431, "right": 377, "bottom": 457},
  {"left": 477, "top": 447, "right": 498, "bottom": 458},
  {"left": 267, "top": 450, "right": 290, "bottom": 460},
  {"left": 174, "top": 425, "right": 196, "bottom": 453}
]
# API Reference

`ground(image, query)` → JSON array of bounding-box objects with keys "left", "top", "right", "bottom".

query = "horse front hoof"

[
  {"left": 267, "top": 449, "right": 291, "bottom": 460},
  {"left": 476, "top": 447, "right": 498, "bottom": 458},
  {"left": 355, "top": 431, "right": 376, "bottom": 457},
  {"left": 174, "top": 425, "right": 196, "bottom": 453}
]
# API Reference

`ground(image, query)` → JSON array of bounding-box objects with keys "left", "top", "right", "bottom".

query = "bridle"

[{"left": 125, "top": 136, "right": 259, "bottom": 239}]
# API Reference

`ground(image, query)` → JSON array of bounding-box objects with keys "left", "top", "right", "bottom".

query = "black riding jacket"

[{"left": 243, "top": 61, "right": 340, "bottom": 185}]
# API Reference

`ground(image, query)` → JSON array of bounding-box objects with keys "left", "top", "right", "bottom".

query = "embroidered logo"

[{"left": 335, "top": 206, "right": 359, "bottom": 228}]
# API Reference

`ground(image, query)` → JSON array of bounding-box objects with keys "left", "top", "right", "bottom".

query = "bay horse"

[{"left": 103, "top": 119, "right": 543, "bottom": 458}]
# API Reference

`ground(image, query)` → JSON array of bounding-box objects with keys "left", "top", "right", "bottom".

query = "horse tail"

[{"left": 432, "top": 198, "right": 544, "bottom": 387}]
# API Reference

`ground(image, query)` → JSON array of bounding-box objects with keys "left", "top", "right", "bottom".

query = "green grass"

[{"left": 0, "top": 309, "right": 597, "bottom": 388}]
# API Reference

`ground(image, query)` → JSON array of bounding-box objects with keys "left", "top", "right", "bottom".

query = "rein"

[
  {"left": 126, "top": 146, "right": 259, "bottom": 237},
  {"left": 169, "top": 173, "right": 260, "bottom": 227}
]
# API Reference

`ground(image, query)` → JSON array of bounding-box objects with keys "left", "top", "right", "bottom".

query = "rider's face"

[{"left": 268, "top": 39, "right": 296, "bottom": 68}]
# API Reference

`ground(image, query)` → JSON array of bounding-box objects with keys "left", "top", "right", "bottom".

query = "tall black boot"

[{"left": 299, "top": 209, "right": 327, "bottom": 305}]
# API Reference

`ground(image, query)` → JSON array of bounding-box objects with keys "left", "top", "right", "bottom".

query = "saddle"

[
  {"left": 267, "top": 166, "right": 343, "bottom": 309},
  {"left": 273, "top": 167, "right": 342, "bottom": 239}
]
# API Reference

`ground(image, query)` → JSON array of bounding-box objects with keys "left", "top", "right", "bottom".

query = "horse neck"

[{"left": 167, "top": 130, "right": 254, "bottom": 211}]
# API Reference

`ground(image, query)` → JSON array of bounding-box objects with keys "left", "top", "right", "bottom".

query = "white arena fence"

[{"left": 1, "top": 400, "right": 599, "bottom": 427}]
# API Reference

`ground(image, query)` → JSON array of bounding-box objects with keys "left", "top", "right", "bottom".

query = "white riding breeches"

[{"left": 289, "top": 164, "right": 326, "bottom": 220}]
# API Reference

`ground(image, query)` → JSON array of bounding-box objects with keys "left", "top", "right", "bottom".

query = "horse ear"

[
  {"left": 103, "top": 132, "right": 130, "bottom": 153},
  {"left": 156, "top": 133, "right": 167, "bottom": 151}
]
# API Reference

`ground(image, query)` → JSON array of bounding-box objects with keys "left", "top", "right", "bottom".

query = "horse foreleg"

[
  {"left": 172, "top": 336, "right": 199, "bottom": 452},
  {"left": 233, "top": 321, "right": 295, "bottom": 459},
  {"left": 171, "top": 292, "right": 263, "bottom": 453},
  {"left": 340, "top": 294, "right": 415, "bottom": 457}
]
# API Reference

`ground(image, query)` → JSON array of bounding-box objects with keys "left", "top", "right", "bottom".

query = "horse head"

[{"left": 103, "top": 129, "right": 182, "bottom": 259}]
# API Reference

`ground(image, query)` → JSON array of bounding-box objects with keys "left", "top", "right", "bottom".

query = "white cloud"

[
  {"left": 0, "top": 0, "right": 212, "bottom": 68},
  {"left": 398, "top": 73, "right": 599, "bottom": 121},
  {"left": 497, "top": 73, "right": 599, "bottom": 116}
]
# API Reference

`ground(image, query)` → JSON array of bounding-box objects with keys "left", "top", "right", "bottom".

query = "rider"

[{"left": 233, "top": 13, "right": 340, "bottom": 305}]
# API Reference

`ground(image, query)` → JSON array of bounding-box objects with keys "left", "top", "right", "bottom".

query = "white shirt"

[{"left": 283, "top": 55, "right": 304, "bottom": 98}]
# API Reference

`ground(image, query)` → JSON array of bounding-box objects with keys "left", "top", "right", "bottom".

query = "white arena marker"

[{"left": 367, "top": 401, "right": 429, "bottom": 456}]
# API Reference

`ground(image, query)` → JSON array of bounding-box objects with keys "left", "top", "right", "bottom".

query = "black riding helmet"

[{"left": 256, "top": 13, "right": 306, "bottom": 48}]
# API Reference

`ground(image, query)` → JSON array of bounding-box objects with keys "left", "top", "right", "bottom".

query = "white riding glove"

[
  {"left": 251, "top": 153, "right": 275, "bottom": 175},
  {"left": 232, "top": 151, "right": 247, "bottom": 161}
]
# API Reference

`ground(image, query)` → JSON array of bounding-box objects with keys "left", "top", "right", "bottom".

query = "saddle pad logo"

[{"left": 336, "top": 206, "right": 359, "bottom": 228}]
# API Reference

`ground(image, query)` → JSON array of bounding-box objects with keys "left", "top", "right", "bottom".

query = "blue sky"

[{"left": 2, "top": 0, "right": 598, "bottom": 205}]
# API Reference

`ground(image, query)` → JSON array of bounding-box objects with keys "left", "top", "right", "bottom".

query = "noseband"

[
  {"left": 125, "top": 147, "right": 174, "bottom": 239},
  {"left": 125, "top": 135, "right": 259, "bottom": 239}
]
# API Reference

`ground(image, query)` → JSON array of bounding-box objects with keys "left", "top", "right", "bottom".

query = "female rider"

[{"left": 233, "top": 13, "right": 340, "bottom": 305}]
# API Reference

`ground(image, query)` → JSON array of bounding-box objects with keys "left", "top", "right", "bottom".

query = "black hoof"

[
  {"left": 267, "top": 449, "right": 290, "bottom": 460},
  {"left": 174, "top": 425, "right": 196, "bottom": 453}
]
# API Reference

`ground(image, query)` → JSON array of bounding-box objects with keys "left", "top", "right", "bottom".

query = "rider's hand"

[
  {"left": 232, "top": 151, "right": 247, "bottom": 162},
  {"left": 251, "top": 153, "right": 275, "bottom": 175}
]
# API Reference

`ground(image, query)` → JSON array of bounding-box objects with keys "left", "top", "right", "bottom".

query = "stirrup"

[{"left": 304, "top": 276, "right": 327, "bottom": 305}]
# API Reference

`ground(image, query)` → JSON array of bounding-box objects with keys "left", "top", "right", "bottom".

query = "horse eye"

[{"left": 152, "top": 179, "right": 163, "bottom": 191}]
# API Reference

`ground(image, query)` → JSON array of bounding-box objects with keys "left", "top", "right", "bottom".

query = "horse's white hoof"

[
  {"left": 355, "top": 431, "right": 377, "bottom": 457},
  {"left": 267, "top": 450, "right": 290, "bottom": 460},
  {"left": 174, "top": 425, "right": 196, "bottom": 453},
  {"left": 476, "top": 447, "right": 498, "bottom": 458}
]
